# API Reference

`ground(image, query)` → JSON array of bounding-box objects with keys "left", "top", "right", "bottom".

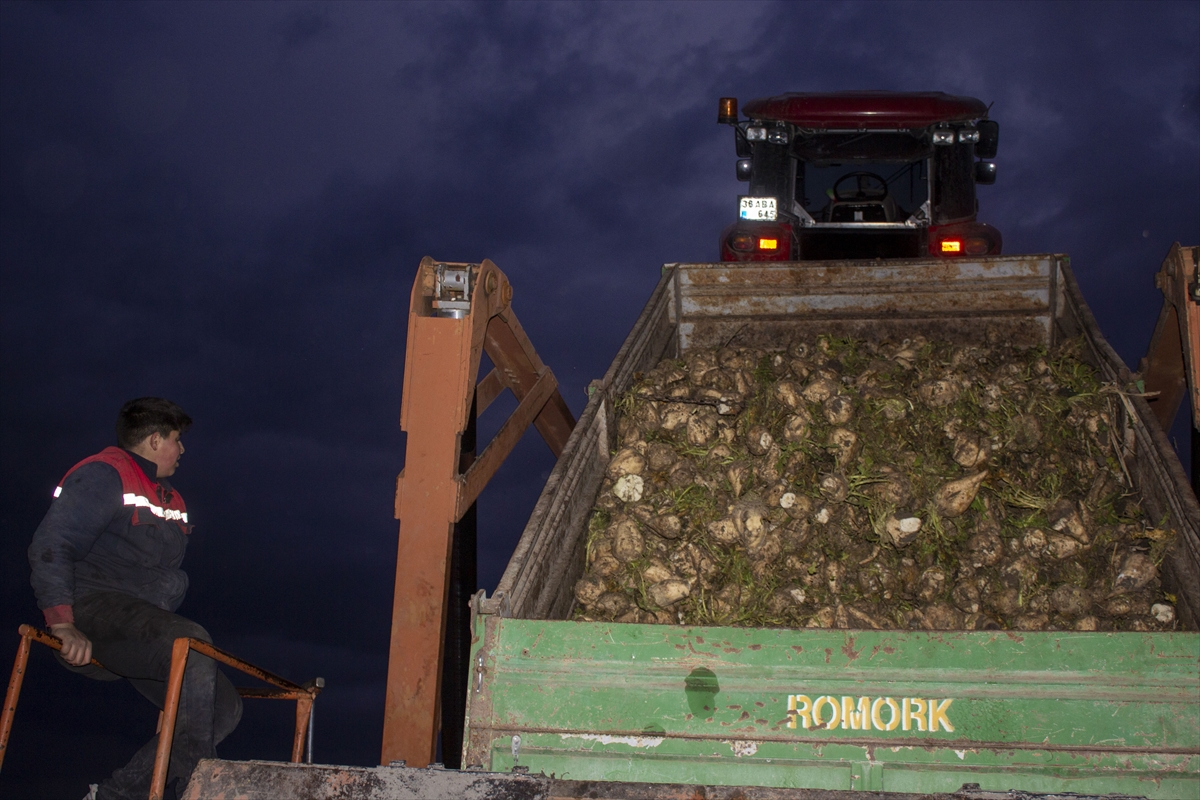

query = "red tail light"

[
  {"left": 730, "top": 233, "right": 756, "bottom": 252},
  {"left": 721, "top": 222, "right": 793, "bottom": 261},
  {"left": 930, "top": 222, "right": 1002, "bottom": 257}
]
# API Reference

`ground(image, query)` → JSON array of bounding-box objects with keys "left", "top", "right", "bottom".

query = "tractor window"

[
  {"left": 931, "top": 144, "right": 975, "bottom": 223},
  {"left": 799, "top": 160, "right": 927, "bottom": 223}
]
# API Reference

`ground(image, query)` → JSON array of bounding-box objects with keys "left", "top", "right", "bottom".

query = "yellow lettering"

[
  {"left": 787, "top": 694, "right": 951, "bottom": 734},
  {"left": 903, "top": 697, "right": 927, "bottom": 731},
  {"left": 841, "top": 696, "right": 871, "bottom": 730},
  {"left": 871, "top": 696, "right": 900, "bottom": 731},
  {"left": 788, "top": 694, "right": 812, "bottom": 730},
  {"left": 928, "top": 698, "right": 954, "bottom": 732},
  {"left": 811, "top": 695, "right": 841, "bottom": 730}
]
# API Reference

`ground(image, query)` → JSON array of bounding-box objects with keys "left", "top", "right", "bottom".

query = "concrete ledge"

[
  {"left": 182, "top": 760, "right": 548, "bottom": 800},
  {"left": 182, "top": 759, "right": 1142, "bottom": 800}
]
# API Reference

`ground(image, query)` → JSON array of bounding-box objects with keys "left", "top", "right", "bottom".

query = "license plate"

[{"left": 739, "top": 196, "right": 777, "bottom": 221}]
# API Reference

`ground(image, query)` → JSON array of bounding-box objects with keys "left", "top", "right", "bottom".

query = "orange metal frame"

[
  {"left": 1140, "top": 243, "right": 1200, "bottom": 434},
  {"left": 382, "top": 258, "right": 575, "bottom": 767},
  {"left": 0, "top": 624, "right": 323, "bottom": 800}
]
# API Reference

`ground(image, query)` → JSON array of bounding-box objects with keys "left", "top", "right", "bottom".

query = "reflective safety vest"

[{"left": 55, "top": 446, "right": 190, "bottom": 530}]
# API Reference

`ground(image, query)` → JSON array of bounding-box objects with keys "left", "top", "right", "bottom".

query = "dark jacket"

[{"left": 29, "top": 448, "right": 191, "bottom": 624}]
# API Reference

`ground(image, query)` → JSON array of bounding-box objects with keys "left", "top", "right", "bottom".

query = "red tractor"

[{"left": 719, "top": 91, "right": 1001, "bottom": 261}]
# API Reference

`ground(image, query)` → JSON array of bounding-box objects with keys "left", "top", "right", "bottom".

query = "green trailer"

[{"left": 461, "top": 255, "right": 1200, "bottom": 797}]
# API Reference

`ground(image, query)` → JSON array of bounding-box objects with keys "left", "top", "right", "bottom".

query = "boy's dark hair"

[{"left": 116, "top": 398, "right": 192, "bottom": 449}]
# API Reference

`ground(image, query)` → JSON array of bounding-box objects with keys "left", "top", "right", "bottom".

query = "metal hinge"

[{"left": 432, "top": 263, "right": 474, "bottom": 318}]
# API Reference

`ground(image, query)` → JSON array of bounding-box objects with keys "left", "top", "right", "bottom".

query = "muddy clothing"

[
  {"left": 27, "top": 446, "right": 239, "bottom": 800},
  {"left": 75, "top": 593, "right": 242, "bottom": 800},
  {"left": 29, "top": 447, "right": 190, "bottom": 625}
]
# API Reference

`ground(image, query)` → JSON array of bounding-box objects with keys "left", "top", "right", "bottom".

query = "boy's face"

[{"left": 147, "top": 429, "right": 185, "bottom": 478}]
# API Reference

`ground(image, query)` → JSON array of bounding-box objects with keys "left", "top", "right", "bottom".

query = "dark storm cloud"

[
  {"left": 278, "top": 6, "right": 334, "bottom": 52},
  {"left": 2, "top": 0, "right": 1197, "bottom": 793}
]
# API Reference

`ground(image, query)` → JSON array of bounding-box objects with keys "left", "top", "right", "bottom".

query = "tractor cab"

[{"left": 718, "top": 91, "right": 1001, "bottom": 262}]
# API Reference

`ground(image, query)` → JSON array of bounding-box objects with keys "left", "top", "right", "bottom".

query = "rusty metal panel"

[
  {"left": 464, "top": 616, "right": 1198, "bottom": 796},
  {"left": 184, "top": 757, "right": 1125, "bottom": 800},
  {"left": 490, "top": 255, "right": 1197, "bottom": 636},
  {"left": 486, "top": 270, "right": 677, "bottom": 623},
  {"left": 182, "top": 758, "right": 551, "bottom": 800},
  {"left": 1140, "top": 244, "right": 1200, "bottom": 434},
  {"left": 1054, "top": 257, "right": 1200, "bottom": 631},
  {"left": 672, "top": 256, "right": 1056, "bottom": 352},
  {"left": 464, "top": 255, "right": 1200, "bottom": 796}
]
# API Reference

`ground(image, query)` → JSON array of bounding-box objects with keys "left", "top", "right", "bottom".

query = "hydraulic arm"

[
  {"left": 383, "top": 258, "right": 574, "bottom": 768},
  {"left": 1140, "top": 243, "right": 1200, "bottom": 490}
]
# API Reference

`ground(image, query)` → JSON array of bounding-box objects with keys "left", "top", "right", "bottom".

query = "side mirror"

[
  {"left": 975, "top": 161, "right": 997, "bottom": 185},
  {"left": 976, "top": 120, "right": 999, "bottom": 159},
  {"left": 735, "top": 129, "right": 752, "bottom": 158},
  {"left": 736, "top": 159, "right": 752, "bottom": 181}
]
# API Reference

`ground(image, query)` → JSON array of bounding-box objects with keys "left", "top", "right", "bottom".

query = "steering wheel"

[{"left": 833, "top": 172, "right": 889, "bottom": 202}]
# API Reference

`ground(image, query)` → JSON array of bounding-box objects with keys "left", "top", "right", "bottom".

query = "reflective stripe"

[
  {"left": 122, "top": 493, "right": 189, "bottom": 524},
  {"left": 53, "top": 486, "right": 62, "bottom": 498}
]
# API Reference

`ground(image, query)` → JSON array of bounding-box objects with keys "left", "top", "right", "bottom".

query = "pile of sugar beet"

[{"left": 572, "top": 335, "right": 1181, "bottom": 632}]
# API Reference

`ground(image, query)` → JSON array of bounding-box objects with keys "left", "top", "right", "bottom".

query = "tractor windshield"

[{"left": 800, "top": 160, "right": 928, "bottom": 224}]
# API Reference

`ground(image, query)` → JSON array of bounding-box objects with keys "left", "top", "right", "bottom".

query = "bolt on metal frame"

[{"left": 1, "top": 624, "right": 323, "bottom": 800}]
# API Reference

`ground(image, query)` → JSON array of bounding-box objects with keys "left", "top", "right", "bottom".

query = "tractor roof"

[{"left": 742, "top": 91, "right": 988, "bottom": 130}]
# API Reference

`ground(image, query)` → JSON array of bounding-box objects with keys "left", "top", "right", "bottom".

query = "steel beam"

[{"left": 384, "top": 258, "right": 575, "bottom": 767}]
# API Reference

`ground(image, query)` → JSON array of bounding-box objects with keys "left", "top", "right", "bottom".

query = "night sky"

[{"left": 1, "top": 1, "right": 1197, "bottom": 796}]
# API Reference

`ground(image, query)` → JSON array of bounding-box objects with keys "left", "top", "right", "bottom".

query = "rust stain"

[
  {"left": 681, "top": 647, "right": 719, "bottom": 662},
  {"left": 791, "top": 645, "right": 803, "bottom": 653},
  {"left": 695, "top": 637, "right": 705, "bottom": 644},
  {"left": 738, "top": 711, "right": 751, "bottom": 721},
  {"left": 756, "top": 718, "right": 768, "bottom": 725},
  {"left": 824, "top": 648, "right": 832, "bottom": 664},
  {"left": 841, "top": 635, "right": 861, "bottom": 662},
  {"left": 755, "top": 701, "right": 765, "bottom": 708},
  {"left": 882, "top": 645, "right": 896, "bottom": 655},
  {"left": 748, "top": 644, "right": 762, "bottom": 651},
  {"left": 723, "top": 646, "right": 742, "bottom": 654},
  {"left": 727, "top": 704, "right": 742, "bottom": 710}
]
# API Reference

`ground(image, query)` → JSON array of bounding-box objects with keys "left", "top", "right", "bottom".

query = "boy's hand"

[{"left": 50, "top": 622, "right": 92, "bottom": 666}]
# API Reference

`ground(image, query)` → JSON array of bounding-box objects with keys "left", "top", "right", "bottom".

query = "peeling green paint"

[{"left": 463, "top": 616, "right": 1200, "bottom": 797}]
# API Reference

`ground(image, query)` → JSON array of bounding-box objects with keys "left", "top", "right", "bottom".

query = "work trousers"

[{"left": 69, "top": 592, "right": 242, "bottom": 800}]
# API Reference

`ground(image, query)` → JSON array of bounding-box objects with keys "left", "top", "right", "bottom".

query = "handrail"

[
  {"left": 0, "top": 624, "right": 323, "bottom": 800},
  {"left": 1, "top": 624, "right": 107, "bottom": 772},
  {"left": 149, "top": 637, "right": 324, "bottom": 799}
]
